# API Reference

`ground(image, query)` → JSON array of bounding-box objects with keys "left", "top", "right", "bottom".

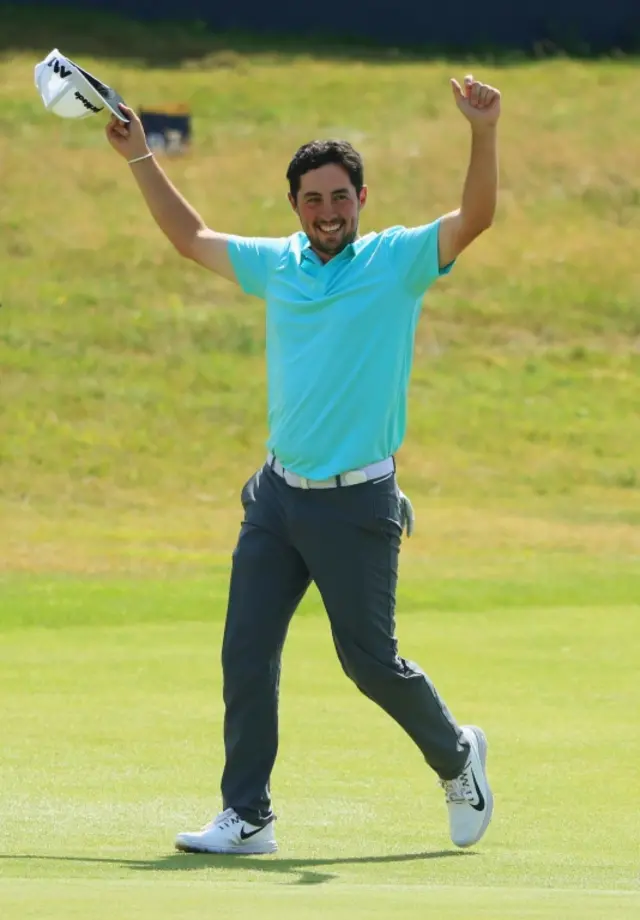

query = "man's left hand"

[
  {"left": 451, "top": 74, "right": 501, "bottom": 127},
  {"left": 399, "top": 490, "right": 415, "bottom": 537}
]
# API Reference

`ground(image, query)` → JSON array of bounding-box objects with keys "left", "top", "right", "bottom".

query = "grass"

[
  {"left": 1, "top": 586, "right": 639, "bottom": 919},
  {"left": 1, "top": 9, "right": 639, "bottom": 918},
  {"left": 1, "top": 26, "right": 639, "bottom": 575}
]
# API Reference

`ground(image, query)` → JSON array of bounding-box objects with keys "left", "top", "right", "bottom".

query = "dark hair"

[{"left": 286, "top": 140, "right": 364, "bottom": 201}]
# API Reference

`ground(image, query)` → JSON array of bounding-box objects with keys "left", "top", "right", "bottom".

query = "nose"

[{"left": 318, "top": 202, "right": 338, "bottom": 221}]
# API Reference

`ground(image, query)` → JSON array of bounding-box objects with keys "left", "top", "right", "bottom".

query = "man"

[{"left": 107, "top": 73, "right": 500, "bottom": 855}]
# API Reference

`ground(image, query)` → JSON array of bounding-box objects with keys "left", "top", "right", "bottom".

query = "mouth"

[{"left": 316, "top": 222, "right": 343, "bottom": 235}]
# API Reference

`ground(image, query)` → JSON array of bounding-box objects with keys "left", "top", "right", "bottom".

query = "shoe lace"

[
  {"left": 440, "top": 768, "right": 474, "bottom": 804},
  {"left": 202, "top": 808, "right": 241, "bottom": 832}
]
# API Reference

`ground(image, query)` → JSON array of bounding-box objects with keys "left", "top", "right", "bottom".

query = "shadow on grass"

[{"left": 0, "top": 849, "right": 474, "bottom": 885}]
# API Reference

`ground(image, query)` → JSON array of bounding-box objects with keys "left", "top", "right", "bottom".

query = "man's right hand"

[
  {"left": 104, "top": 104, "right": 237, "bottom": 284},
  {"left": 106, "top": 105, "right": 150, "bottom": 161}
]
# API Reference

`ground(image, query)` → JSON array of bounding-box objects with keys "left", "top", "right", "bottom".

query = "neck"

[{"left": 313, "top": 247, "right": 335, "bottom": 264}]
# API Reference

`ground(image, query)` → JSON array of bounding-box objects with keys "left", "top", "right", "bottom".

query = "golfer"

[{"left": 107, "top": 73, "right": 500, "bottom": 854}]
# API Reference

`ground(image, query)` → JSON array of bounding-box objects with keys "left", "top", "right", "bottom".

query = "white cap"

[{"left": 34, "top": 49, "right": 128, "bottom": 121}]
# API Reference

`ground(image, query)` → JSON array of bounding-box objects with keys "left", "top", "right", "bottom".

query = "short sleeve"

[
  {"left": 227, "top": 236, "right": 289, "bottom": 299},
  {"left": 385, "top": 219, "right": 454, "bottom": 297}
]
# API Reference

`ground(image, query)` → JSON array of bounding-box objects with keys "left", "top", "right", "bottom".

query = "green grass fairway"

[{"left": 1, "top": 577, "right": 639, "bottom": 919}]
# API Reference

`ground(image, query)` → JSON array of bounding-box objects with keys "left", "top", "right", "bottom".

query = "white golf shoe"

[
  {"left": 175, "top": 808, "right": 277, "bottom": 855},
  {"left": 441, "top": 725, "right": 494, "bottom": 848}
]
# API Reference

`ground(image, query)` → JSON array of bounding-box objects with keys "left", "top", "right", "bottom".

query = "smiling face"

[{"left": 289, "top": 163, "right": 368, "bottom": 262}]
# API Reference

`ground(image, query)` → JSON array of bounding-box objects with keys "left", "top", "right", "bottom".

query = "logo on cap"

[
  {"left": 74, "top": 91, "right": 102, "bottom": 113},
  {"left": 48, "top": 58, "right": 72, "bottom": 80}
]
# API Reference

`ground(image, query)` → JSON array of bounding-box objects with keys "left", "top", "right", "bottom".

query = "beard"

[{"left": 307, "top": 220, "right": 358, "bottom": 258}]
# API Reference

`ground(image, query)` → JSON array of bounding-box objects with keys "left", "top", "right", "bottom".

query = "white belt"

[{"left": 267, "top": 452, "right": 394, "bottom": 489}]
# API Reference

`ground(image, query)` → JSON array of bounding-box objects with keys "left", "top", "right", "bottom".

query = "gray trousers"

[{"left": 221, "top": 463, "right": 469, "bottom": 825}]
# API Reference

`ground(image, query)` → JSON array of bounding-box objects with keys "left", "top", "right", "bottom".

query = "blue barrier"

[{"left": 13, "top": 1, "right": 640, "bottom": 52}]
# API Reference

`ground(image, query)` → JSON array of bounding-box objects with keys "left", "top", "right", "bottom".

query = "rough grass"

[{"left": 1, "top": 18, "right": 639, "bottom": 579}]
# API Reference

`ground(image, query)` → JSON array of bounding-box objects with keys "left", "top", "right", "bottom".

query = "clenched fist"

[{"left": 451, "top": 75, "right": 501, "bottom": 127}]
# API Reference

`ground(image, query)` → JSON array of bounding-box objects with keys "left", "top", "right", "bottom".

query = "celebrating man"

[{"left": 107, "top": 73, "right": 500, "bottom": 855}]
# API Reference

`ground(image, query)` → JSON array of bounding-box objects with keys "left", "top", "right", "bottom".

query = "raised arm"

[
  {"left": 106, "top": 105, "right": 235, "bottom": 281},
  {"left": 438, "top": 75, "right": 500, "bottom": 269}
]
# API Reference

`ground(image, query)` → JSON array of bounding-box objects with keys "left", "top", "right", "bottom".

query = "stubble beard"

[{"left": 309, "top": 219, "right": 359, "bottom": 259}]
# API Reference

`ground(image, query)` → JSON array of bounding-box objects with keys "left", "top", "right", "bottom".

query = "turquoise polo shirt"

[{"left": 227, "top": 222, "right": 452, "bottom": 479}]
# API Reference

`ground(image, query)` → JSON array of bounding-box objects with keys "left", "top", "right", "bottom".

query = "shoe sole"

[
  {"left": 459, "top": 724, "right": 494, "bottom": 847},
  {"left": 175, "top": 840, "right": 278, "bottom": 855}
]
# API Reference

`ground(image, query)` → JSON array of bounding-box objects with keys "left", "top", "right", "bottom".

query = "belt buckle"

[
  {"left": 341, "top": 470, "right": 368, "bottom": 486},
  {"left": 298, "top": 476, "right": 309, "bottom": 490}
]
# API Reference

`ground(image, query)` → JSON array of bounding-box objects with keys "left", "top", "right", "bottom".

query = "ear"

[
  {"left": 287, "top": 192, "right": 298, "bottom": 212},
  {"left": 358, "top": 185, "right": 368, "bottom": 209}
]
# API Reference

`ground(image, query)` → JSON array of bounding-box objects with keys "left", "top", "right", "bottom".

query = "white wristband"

[{"left": 128, "top": 152, "right": 154, "bottom": 165}]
